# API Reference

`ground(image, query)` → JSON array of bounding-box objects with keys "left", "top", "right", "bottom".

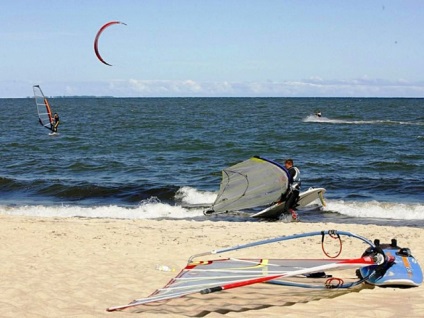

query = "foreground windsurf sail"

[
  {"left": 107, "top": 230, "right": 390, "bottom": 312},
  {"left": 33, "top": 85, "right": 53, "bottom": 131},
  {"left": 205, "top": 156, "right": 290, "bottom": 214}
]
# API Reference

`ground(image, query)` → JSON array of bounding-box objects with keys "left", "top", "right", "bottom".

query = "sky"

[{"left": 1, "top": 0, "right": 424, "bottom": 98}]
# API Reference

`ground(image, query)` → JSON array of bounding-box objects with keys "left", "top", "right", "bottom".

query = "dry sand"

[{"left": 1, "top": 214, "right": 423, "bottom": 317}]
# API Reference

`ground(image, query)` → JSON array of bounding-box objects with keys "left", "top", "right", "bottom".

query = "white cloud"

[
  {"left": 107, "top": 78, "right": 424, "bottom": 97},
  {"left": 2, "top": 78, "right": 424, "bottom": 98}
]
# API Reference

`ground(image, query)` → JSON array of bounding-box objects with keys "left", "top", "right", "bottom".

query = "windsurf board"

[
  {"left": 297, "top": 187, "right": 326, "bottom": 208},
  {"left": 359, "top": 242, "right": 423, "bottom": 287},
  {"left": 251, "top": 187, "right": 326, "bottom": 219},
  {"left": 251, "top": 201, "right": 285, "bottom": 219}
]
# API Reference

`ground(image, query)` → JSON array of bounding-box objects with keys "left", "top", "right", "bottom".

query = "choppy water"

[{"left": 1, "top": 97, "right": 423, "bottom": 226}]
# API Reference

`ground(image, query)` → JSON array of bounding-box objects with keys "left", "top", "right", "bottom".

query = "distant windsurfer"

[
  {"left": 52, "top": 113, "right": 60, "bottom": 133},
  {"left": 315, "top": 111, "right": 322, "bottom": 118},
  {"left": 278, "top": 159, "right": 301, "bottom": 221}
]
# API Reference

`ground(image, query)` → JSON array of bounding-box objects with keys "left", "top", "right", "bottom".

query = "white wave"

[
  {"left": 174, "top": 186, "right": 216, "bottom": 205},
  {"left": 0, "top": 187, "right": 217, "bottom": 220},
  {"left": 325, "top": 200, "right": 424, "bottom": 220},
  {"left": 303, "top": 115, "right": 423, "bottom": 126},
  {"left": 1, "top": 194, "right": 422, "bottom": 222},
  {"left": 303, "top": 115, "right": 348, "bottom": 124},
  {"left": 0, "top": 200, "right": 205, "bottom": 220}
]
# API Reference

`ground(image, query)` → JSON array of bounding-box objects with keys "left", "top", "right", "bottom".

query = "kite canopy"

[
  {"left": 207, "top": 156, "right": 290, "bottom": 214},
  {"left": 94, "top": 21, "right": 126, "bottom": 66}
]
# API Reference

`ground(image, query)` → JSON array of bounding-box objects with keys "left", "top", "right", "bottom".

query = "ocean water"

[{"left": 1, "top": 97, "right": 423, "bottom": 227}]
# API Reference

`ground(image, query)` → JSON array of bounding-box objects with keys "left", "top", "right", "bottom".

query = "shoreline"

[{"left": 1, "top": 214, "right": 423, "bottom": 317}]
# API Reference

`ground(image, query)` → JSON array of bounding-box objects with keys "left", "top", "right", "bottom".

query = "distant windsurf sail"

[
  {"left": 33, "top": 85, "right": 53, "bottom": 131},
  {"left": 206, "top": 156, "right": 290, "bottom": 214}
]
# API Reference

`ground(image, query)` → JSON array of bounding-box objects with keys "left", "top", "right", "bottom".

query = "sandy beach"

[{"left": 1, "top": 214, "right": 423, "bottom": 317}]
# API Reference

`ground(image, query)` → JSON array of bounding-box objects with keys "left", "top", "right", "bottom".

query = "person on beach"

[
  {"left": 277, "top": 159, "right": 301, "bottom": 221},
  {"left": 52, "top": 113, "right": 60, "bottom": 133}
]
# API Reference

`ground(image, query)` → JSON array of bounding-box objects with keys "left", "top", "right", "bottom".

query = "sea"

[{"left": 1, "top": 97, "right": 423, "bottom": 227}]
